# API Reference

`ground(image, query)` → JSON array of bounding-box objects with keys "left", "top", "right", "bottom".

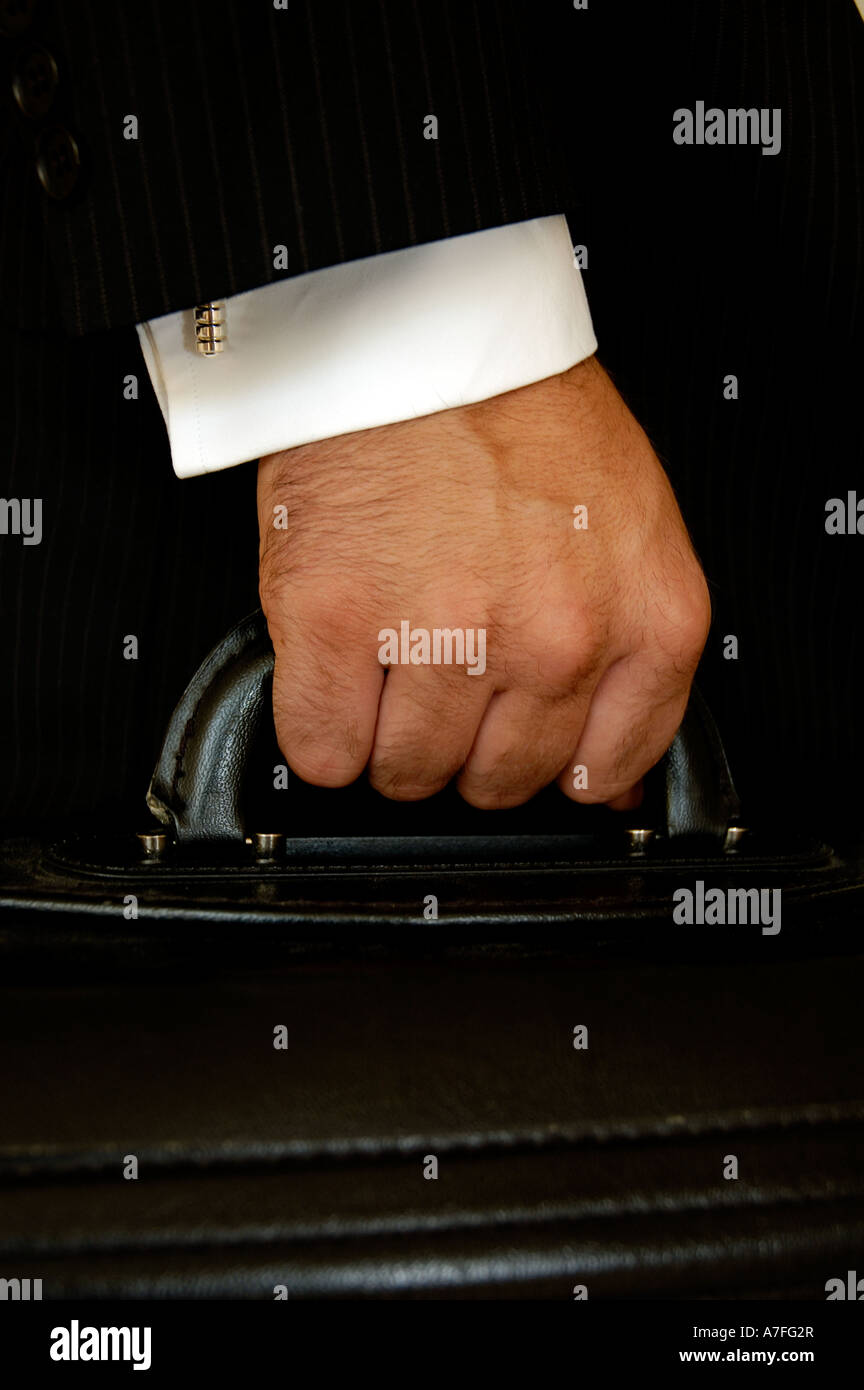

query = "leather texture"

[
  {"left": 1, "top": 614, "right": 863, "bottom": 1300},
  {"left": 1, "top": 1, "right": 861, "bottom": 1301},
  {"left": 146, "top": 609, "right": 741, "bottom": 845},
  {"left": 664, "top": 685, "right": 740, "bottom": 840},
  {"left": 1, "top": 954, "right": 863, "bottom": 1298},
  {"left": 2, "top": 612, "right": 862, "bottom": 937},
  {"left": 146, "top": 610, "right": 277, "bottom": 843}
]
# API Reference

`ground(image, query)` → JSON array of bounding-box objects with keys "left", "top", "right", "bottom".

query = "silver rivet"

[
  {"left": 627, "top": 827, "right": 655, "bottom": 853},
  {"left": 253, "top": 832, "right": 285, "bottom": 860},
  {"left": 724, "top": 825, "right": 747, "bottom": 852},
  {"left": 137, "top": 831, "right": 168, "bottom": 857}
]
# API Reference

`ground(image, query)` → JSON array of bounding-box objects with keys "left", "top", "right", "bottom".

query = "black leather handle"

[
  {"left": 146, "top": 611, "right": 275, "bottom": 842},
  {"left": 146, "top": 609, "right": 741, "bottom": 843}
]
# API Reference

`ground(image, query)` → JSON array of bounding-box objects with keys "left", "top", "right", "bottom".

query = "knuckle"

[
  {"left": 283, "top": 744, "right": 360, "bottom": 788},
  {"left": 368, "top": 757, "right": 448, "bottom": 802},
  {"left": 457, "top": 753, "right": 538, "bottom": 809},
  {"left": 289, "top": 737, "right": 363, "bottom": 786},
  {"left": 266, "top": 591, "right": 378, "bottom": 681},
  {"left": 459, "top": 781, "right": 528, "bottom": 811},
  {"left": 524, "top": 606, "right": 606, "bottom": 692},
  {"left": 272, "top": 691, "right": 366, "bottom": 788},
  {"left": 569, "top": 779, "right": 633, "bottom": 807},
  {"left": 654, "top": 571, "right": 711, "bottom": 667}
]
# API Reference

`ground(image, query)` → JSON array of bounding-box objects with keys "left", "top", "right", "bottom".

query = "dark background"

[{"left": 0, "top": 0, "right": 861, "bottom": 841}]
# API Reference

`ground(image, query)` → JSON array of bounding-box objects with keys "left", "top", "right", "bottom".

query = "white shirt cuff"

[{"left": 136, "top": 215, "right": 597, "bottom": 480}]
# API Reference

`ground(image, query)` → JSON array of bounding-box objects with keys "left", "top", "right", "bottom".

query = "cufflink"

[{"left": 194, "top": 301, "right": 226, "bottom": 355}]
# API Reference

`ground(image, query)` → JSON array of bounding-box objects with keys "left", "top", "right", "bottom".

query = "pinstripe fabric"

[
  {"left": 0, "top": 312, "right": 260, "bottom": 833},
  {"left": 2, "top": 0, "right": 568, "bottom": 335},
  {"left": 567, "top": 0, "right": 864, "bottom": 836},
  {"left": 0, "top": 0, "right": 861, "bottom": 840}
]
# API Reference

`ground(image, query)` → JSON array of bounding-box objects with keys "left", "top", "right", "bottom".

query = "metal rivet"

[
  {"left": 724, "top": 825, "right": 747, "bottom": 852},
  {"left": 627, "top": 827, "right": 655, "bottom": 853},
  {"left": 137, "top": 830, "right": 168, "bottom": 857},
  {"left": 253, "top": 832, "right": 285, "bottom": 860}
]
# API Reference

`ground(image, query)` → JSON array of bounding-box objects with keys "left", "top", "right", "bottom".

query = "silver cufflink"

[{"left": 194, "top": 301, "right": 226, "bottom": 355}]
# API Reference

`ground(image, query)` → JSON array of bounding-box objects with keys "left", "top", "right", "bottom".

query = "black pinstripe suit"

[
  {"left": 0, "top": 0, "right": 862, "bottom": 840},
  {"left": 4, "top": 0, "right": 568, "bottom": 334}
]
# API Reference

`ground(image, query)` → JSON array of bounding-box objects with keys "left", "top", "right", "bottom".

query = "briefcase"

[
  {"left": 1, "top": 611, "right": 863, "bottom": 1299},
  {"left": 2, "top": 609, "right": 862, "bottom": 957}
]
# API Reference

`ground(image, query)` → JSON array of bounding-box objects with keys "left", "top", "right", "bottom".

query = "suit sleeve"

[{"left": 27, "top": 0, "right": 573, "bottom": 335}]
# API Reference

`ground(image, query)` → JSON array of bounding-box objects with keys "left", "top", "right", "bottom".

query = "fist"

[{"left": 258, "top": 356, "right": 710, "bottom": 809}]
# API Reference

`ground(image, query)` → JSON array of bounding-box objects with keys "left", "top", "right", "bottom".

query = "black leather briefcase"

[
  {"left": 1, "top": 612, "right": 863, "bottom": 1299},
  {"left": 2, "top": 609, "right": 863, "bottom": 955}
]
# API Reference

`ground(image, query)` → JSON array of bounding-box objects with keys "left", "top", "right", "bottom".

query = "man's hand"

[{"left": 257, "top": 356, "right": 710, "bottom": 809}]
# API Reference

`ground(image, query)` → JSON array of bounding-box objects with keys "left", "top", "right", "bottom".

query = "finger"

[
  {"left": 556, "top": 652, "right": 691, "bottom": 806},
  {"left": 606, "top": 780, "right": 644, "bottom": 812},
  {"left": 369, "top": 662, "right": 494, "bottom": 800},
  {"left": 457, "top": 685, "right": 598, "bottom": 809},
  {"left": 266, "top": 602, "right": 384, "bottom": 787}
]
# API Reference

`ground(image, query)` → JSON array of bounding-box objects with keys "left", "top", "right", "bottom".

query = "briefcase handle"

[{"left": 146, "top": 609, "right": 741, "bottom": 844}]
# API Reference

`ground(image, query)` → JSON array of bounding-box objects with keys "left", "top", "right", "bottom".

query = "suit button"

[
  {"left": 13, "top": 47, "right": 58, "bottom": 118},
  {"left": 35, "top": 125, "right": 80, "bottom": 199},
  {"left": 0, "top": 0, "right": 36, "bottom": 37}
]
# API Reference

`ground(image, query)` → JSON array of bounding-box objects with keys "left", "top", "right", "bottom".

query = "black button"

[
  {"left": 13, "top": 46, "right": 58, "bottom": 118},
  {"left": 0, "top": 0, "right": 36, "bottom": 38},
  {"left": 35, "top": 125, "right": 80, "bottom": 200}
]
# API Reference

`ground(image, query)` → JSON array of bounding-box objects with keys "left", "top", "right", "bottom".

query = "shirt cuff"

[{"left": 136, "top": 215, "right": 597, "bottom": 480}]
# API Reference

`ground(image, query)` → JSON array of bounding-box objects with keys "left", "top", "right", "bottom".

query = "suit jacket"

[
  {"left": 2, "top": 0, "right": 571, "bottom": 335},
  {"left": 0, "top": 0, "right": 862, "bottom": 842}
]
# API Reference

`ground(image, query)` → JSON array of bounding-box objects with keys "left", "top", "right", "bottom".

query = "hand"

[{"left": 257, "top": 355, "right": 710, "bottom": 809}]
